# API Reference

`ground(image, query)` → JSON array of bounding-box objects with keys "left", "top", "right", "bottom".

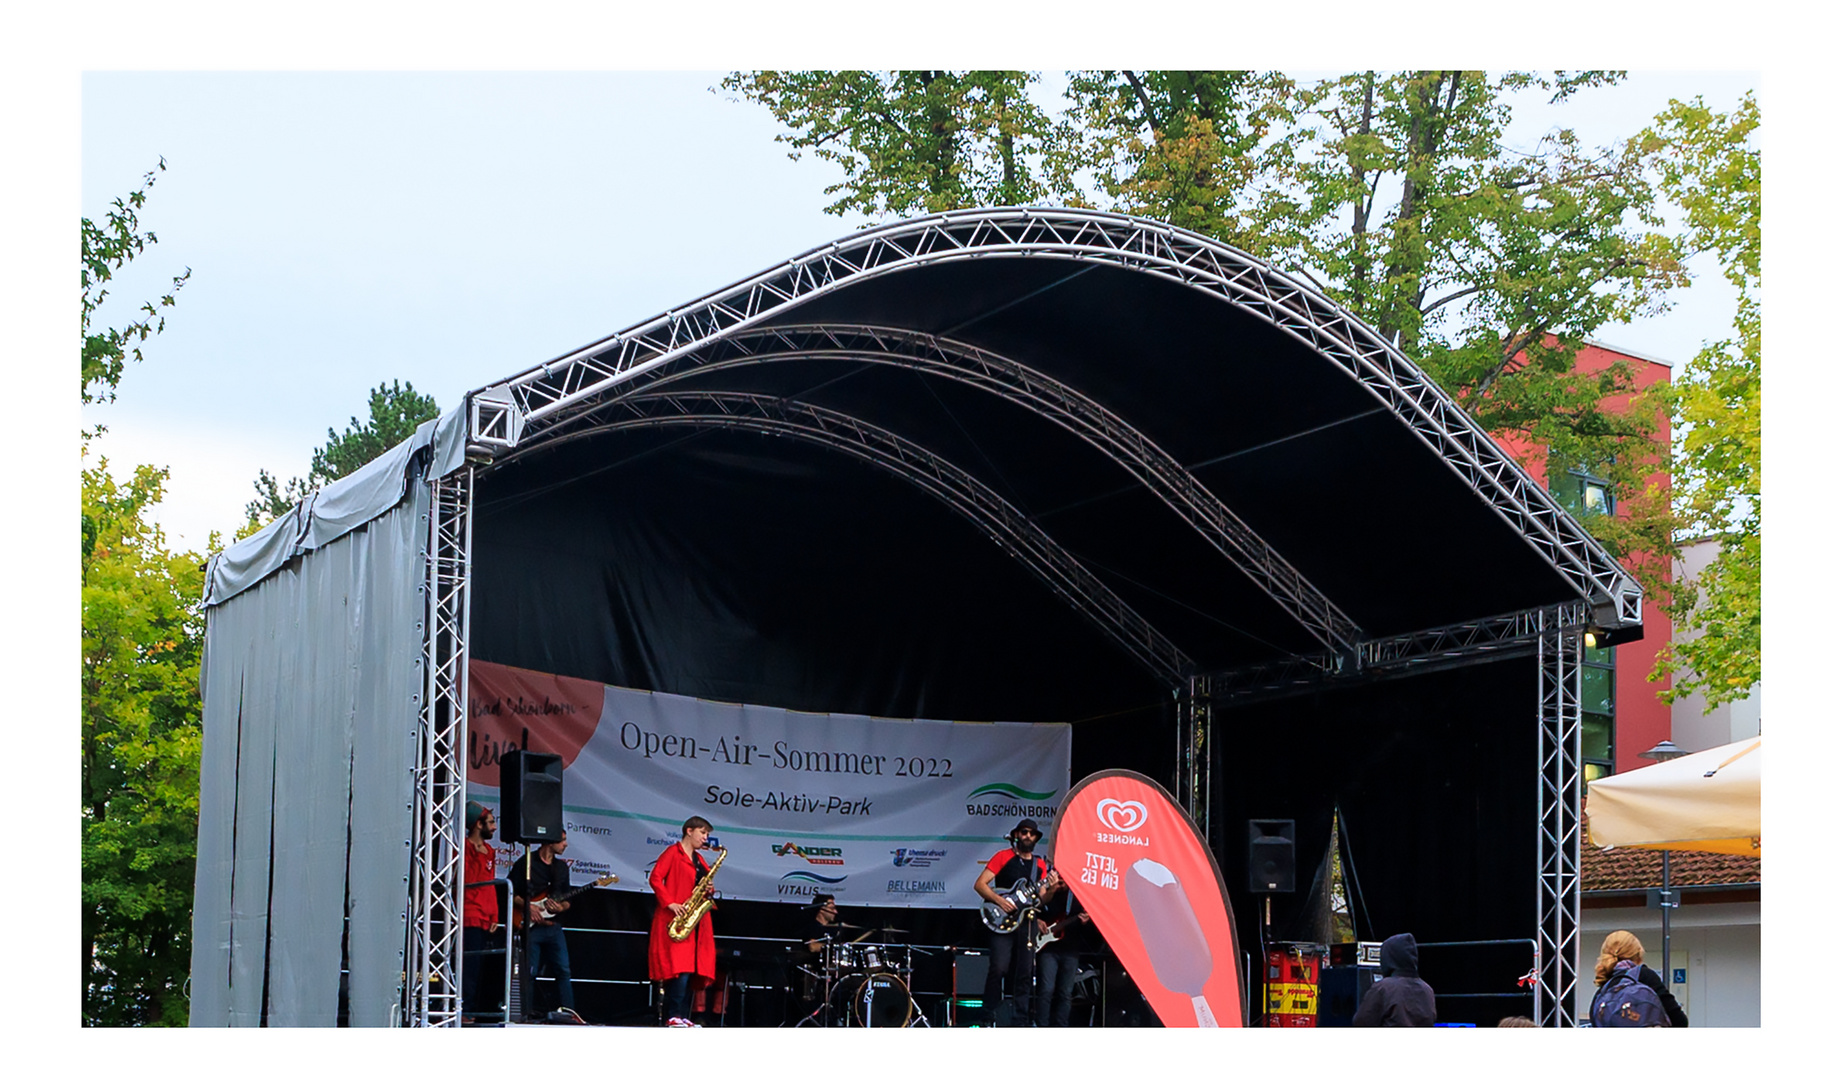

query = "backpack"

[{"left": 1590, "top": 962, "right": 1670, "bottom": 1028}]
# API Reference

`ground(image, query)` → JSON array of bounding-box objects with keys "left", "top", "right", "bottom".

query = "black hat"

[{"left": 1010, "top": 818, "right": 1043, "bottom": 838}]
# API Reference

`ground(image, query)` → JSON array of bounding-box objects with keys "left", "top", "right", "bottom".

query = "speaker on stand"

[
  {"left": 500, "top": 749, "right": 564, "bottom": 844},
  {"left": 500, "top": 749, "right": 564, "bottom": 1021},
  {"left": 1247, "top": 819, "right": 1296, "bottom": 1027}
]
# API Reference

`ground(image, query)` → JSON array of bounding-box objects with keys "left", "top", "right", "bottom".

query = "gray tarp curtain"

[
  {"left": 189, "top": 481, "right": 430, "bottom": 1026},
  {"left": 201, "top": 407, "right": 466, "bottom": 608}
]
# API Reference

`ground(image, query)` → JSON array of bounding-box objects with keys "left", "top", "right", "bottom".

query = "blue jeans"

[
  {"left": 662, "top": 972, "right": 694, "bottom": 1021},
  {"left": 524, "top": 923, "right": 574, "bottom": 1011}
]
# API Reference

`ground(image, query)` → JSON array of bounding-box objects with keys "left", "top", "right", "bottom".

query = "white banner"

[{"left": 464, "top": 661, "right": 1071, "bottom": 909}]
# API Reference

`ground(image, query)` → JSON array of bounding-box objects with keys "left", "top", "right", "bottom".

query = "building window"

[
  {"left": 1555, "top": 456, "right": 1617, "bottom": 791},
  {"left": 1581, "top": 635, "right": 1616, "bottom": 790},
  {"left": 1550, "top": 465, "right": 1614, "bottom": 518}
]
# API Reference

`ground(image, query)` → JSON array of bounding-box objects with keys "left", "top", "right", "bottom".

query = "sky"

[
  {"left": 73, "top": 70, "right": 1758, "bottom": 551},
  {"left": 11, "top": 0, "right": 1822, "bottom": 1060}
]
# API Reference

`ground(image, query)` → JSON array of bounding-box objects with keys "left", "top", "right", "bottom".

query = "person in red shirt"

[
  {"left": 649, "top": 816, "right": 719, "bottom": 1027},
  {"left": 462, "top": 801, "right": 503, "bottom": 1022},
  {"left": 973, "top": 818, "right": 1057, "bottom": 1026}
]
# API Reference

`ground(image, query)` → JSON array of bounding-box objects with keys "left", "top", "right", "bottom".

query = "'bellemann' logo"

[{"left": 773, "top": 841, "right": 845, "bottom": 865}]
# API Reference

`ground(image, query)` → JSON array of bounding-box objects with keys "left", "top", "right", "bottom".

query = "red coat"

[{"left": 648, "top": 842, "right": 716, "bottom": 983}]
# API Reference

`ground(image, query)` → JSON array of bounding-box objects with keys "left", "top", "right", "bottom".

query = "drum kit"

[{"left": 791, "top": 925, "right": 929, "bottom": 1027}]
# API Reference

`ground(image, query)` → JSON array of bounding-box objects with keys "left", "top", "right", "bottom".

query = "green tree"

[
  {"left": 719, "top": 70, "right": 1079, "bottom": 216},
  {"left": 81, "top": 158, "right": 191, "bottom": 411},
  {"left": 728, "top": 69, "right": 1688, "bottom": 572},
  {"left": 81, "top": 458, "right": 205, "bottom": 1026},
  {"left": 244, "top": 379, "right": 440, "bottom": 528},
  {"left": 1061, "top": 70, "right": 1294, "bottom": 244},
  {"left": 81, "top": 161, "right": 205, "bottom": 1025},
  {"left": 1643, "top": 93, "right": 1760, "bottom": 707}
]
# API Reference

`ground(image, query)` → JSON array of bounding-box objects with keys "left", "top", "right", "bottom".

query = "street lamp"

[{"left": 1637, "top": 740, "right": 1690, "bottom": 989}]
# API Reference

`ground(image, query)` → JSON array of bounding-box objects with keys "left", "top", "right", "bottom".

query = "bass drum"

[{"left": 835, "top": 972, "right": 915, "bottom": 1028}]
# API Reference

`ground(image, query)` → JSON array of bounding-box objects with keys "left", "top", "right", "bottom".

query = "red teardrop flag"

[{"left": 1049, "top": 769, "right": 1245, "bottom": 1026}]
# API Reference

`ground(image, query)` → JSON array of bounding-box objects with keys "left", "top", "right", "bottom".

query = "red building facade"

[{"left": 1487, "top": 342, "right": 1673, "bottom": 781}]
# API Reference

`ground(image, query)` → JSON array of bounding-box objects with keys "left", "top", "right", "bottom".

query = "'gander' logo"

[{"left": 1095, "top": 798, "right": 1148, "bottom": 833}]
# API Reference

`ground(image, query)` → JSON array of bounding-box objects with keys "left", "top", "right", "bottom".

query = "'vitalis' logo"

[
  {"left": 964, "top": 782, "right": 1059, "bottom": 819},
  {"left": 773, "top": 841, "right": 844, "bottom": 865},
  {"left": 1095, "top": 799, "right": 1148, "bottom": 833},
  {"left": 778, "top": 870, "right": 848, "bottom": 899}
]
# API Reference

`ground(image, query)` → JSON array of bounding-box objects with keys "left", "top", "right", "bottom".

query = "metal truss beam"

[
  {"left": 1177, "top": 675, "right": 1215, "bottom": 841},
  {"left": 1535, "top": 612, "right": 1585, "bottom": 1026},
  {"left": 405, "top": 468, "right": 475, "bottom": 1027},
  {"left": 539, "top": 390, "right": 1192, "bottom": 688},
  {"left": 1207, "top": 602, "right": 1589, "bottom": 705},
  {"left": 506, "top": 323, "right": 1362, "bottom": 656},
  {"left": 468, "top": 208, "right": 1641, "bottom": 630}
]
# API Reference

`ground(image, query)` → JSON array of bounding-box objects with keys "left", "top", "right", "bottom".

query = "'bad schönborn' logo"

[
  {"left": 1095, "top": 798, "right": 1148, "bottom": 833},
  {"left": 965, "top": 782, "right": 1059, "bottom": 820}
]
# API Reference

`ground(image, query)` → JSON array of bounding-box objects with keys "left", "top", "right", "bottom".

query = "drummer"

[{"left": 799, "top": 893, "right": 841, "bottom": 955}]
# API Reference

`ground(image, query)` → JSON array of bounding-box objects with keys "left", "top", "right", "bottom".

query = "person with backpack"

[{"left": 1590, "top": 930, "right": 1687, "bottom": 1027}]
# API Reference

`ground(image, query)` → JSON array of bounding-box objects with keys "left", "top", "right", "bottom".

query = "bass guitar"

[{"left": 518, "top": 872, "right": 617, "bottom": 928}]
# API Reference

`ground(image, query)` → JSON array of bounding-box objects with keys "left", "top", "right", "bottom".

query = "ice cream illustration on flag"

[{"left": 1124, "top": 857, "right": 1217, "bottom": 1027}]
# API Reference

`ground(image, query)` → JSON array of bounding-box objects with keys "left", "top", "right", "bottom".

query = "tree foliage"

[
  {"left": 80, "top": 162, "right": 204, "bottom": 1025},
  {"left": 1642, "top": 94, "right": 1760, "bottom": 707},
  {"left": 244, "top": 379, "right": 440, "bottom": 529},
  {"left": 82, "top": 458, "right": 204, "bottom": 1026},
  {"left": 720, "top": 71, "right": 1080, "bottom": 216},
  {"left": 81, "top": 158, "right": 191, "bottom": 409},
  {"left": 726, "top": 70, "right": 1687, "bottom": 572}
]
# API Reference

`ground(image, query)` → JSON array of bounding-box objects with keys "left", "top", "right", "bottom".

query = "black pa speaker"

[
  {"left": 1247, "top": 819, "right": 1296, "bottom": 893},
  {"left": 500, "top": 749, "right": 564, "bottom": 843}
]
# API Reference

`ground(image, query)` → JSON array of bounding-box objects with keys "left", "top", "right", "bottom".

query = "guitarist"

[
  {"left": 1033, "top": 877, "right": 1093, "bottom": 1026},
  {"left": 509, "top": 830, "right": 578, "bottom": 1019},
  {"left": 973, "top": 819, "right": 1054, "bottom": 1026}
]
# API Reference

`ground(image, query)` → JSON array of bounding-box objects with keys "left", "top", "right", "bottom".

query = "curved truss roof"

[{"left": 463, "top": 208, "right": 1640, "bottom": 699}]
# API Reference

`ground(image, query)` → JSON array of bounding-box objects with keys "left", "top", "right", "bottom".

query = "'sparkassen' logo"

[{"left": 773, "top": 841, "right": 844, "bottom": 865}]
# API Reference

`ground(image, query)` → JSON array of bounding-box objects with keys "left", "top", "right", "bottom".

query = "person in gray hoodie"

[{"left": 1352, "top": 933, "right": 1437, "bottom": 1027}]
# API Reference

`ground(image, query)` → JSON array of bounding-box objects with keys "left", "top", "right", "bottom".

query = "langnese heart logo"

[{"left": 1096, "top": 798, "right": 1148, "bottom": 833}]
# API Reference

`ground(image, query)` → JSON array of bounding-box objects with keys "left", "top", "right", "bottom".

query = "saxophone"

[{"left": 667, "top": 845, "right": 727, "bottom": 941}]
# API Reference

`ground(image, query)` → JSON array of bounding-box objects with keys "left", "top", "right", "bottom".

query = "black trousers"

[
  {"left": 1034, "top": 948, "right": 1082, "bottom": 1027},
  {"left": 983, "top": 930, "right": 1036, "bottom": 1024},
  {"left": 462, "top": 925, "right": 505, "bottom": 1019}
]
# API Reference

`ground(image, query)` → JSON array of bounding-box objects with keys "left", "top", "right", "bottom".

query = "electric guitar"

[
  {"left": 518, "top": 872, "right": 617, "bottom": 928},
  {"left": 1029, "top": 911, "right": 1090, "bottom": 953},
  {"left": 980, "top": 868, "right": 1059, "bottom": 934}
]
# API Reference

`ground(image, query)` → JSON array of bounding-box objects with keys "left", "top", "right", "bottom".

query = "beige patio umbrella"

[{"left": 1585, "top": 736, "right": 1761, "bottom": 856}]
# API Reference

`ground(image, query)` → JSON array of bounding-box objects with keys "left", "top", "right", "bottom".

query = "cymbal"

[
  {"left": 873, "top": 926, "right": 911, "bottom": 934},
  {"left": 832, "top": 922, "right": 868, "bottom": 929}
]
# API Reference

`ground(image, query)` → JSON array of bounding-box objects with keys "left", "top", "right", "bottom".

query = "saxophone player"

[{"left": 649, "top": 816, "right": 719, "bottom": 1027}]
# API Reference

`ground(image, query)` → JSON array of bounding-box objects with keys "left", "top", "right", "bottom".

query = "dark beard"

[{"left": 1014, "top": 838, "right": 1035, "bottom": 854}]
